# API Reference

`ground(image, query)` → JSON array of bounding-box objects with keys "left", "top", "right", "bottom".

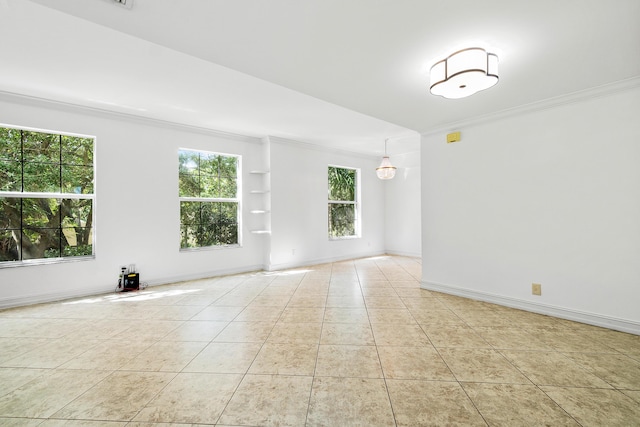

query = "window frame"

[
  {"left": 0, "top": 124, "right": 96, "bottom": 268},
  {"left": 178, "top": 148, "right": 242, "bottom": 251},
  {"left": 327, "top": 164, "right": 361, "bottom": 240}
]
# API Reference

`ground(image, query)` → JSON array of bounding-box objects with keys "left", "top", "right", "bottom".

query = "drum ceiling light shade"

[
  {"left": 376, "top": 139, "right": 396, "bottom": 180},
  {"left": 430, "top": 47, "right": 499, "bottom": 99}
]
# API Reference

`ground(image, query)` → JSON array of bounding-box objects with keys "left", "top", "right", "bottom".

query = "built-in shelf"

[{"left": 249, "top": 169, "right": 270, "bottom": 235}]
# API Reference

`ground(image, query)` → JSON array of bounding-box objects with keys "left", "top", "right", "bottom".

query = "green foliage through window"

[
  {"left": 179, "top": 149, "right": 239, "bottom": 249},
  {"left": 0, "top": 127, "right": 94, "bottom": 263},
  {"left": 328, "top": 166, "right": 359, "bottom": 238}
]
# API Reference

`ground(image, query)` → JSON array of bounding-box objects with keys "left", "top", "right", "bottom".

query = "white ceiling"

[{"left": 3, "top": 0, "right": 640, "bottom": 156}]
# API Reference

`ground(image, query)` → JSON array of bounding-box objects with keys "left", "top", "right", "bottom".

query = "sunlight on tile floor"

[{"left": 0, "top": 255, "right": 639, "bottom": 426}]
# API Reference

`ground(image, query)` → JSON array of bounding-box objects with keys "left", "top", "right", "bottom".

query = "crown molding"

[
  {"left": 420, "top": 76, "right": 640, "bottom": 138},
  {"left": 0, "top": 90, "right": 262, "bottom": 144},
  {"left": 267, "top": 135, "right": 379, "bottom": 160}
]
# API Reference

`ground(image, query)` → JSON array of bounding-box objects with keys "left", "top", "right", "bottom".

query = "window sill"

[
  {"left": 179, "top": 244, "right": 242, "bottom": 253},
  {"left": 329, "top": 235, "right": 361, "bottom": 241}
]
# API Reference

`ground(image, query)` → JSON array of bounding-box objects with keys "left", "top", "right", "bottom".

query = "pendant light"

[{"left": 376, "top": 139, "right": 396, "bottom": 180}]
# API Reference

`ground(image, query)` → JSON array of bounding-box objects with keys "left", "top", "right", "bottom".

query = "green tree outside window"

[
  {"left": 179, "top": 149, "right": 239, "bottom": 249},
  {"left": 0, "top": 127, "right": 94, "bottom": 263},
  {"left": 328, "top": 166, "right": 359, "bottom": 238}
]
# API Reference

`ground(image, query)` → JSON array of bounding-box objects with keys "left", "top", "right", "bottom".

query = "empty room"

[{"left": 0, "top": 0, "right": 639, "bottom": 426}]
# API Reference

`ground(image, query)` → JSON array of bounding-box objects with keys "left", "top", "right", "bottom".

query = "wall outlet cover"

[{"left": 532, "top": 283, "right": 542, "bottom": 296}]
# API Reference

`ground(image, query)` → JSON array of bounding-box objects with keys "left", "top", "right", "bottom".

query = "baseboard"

[
  {"left": 385, "top": 249, "right": 421, "bottom": 258},
  {"left": 422, "top": 280, "right": 640, "bottom": 335},
  {"left": 0, "top": 264, "right": 266, "bottom": 310},
  {"left": 3, "top": 256, "right": 425, "bottom": 309},
  {"left": 266, "top": 251, "right": 386, "bottom": 272},
  {"left": 0, "top": 284, "right": 116, "bottom": 310},
  {"left": 143, "top": 264, "right": 265, "bottom": 287}
]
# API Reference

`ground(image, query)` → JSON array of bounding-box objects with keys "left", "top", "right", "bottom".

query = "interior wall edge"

[{"left": 422, "top": 280, "right": 640, "bottom": 336}]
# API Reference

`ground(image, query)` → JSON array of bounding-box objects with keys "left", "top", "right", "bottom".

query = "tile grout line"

[
  {"left": 304, "top": 262, "right": 332, "bottom": 427},
  {"left": 212, "top": 271, "right": 286, "bottom": 425},
  {"left": 364, "top": 257, "right": 400, "bottom": 427},
  {"left": 126, "top": 272, "right": 267, "bottom": 425},
  {"left": 415, "top": 291, "right": 490, "bottom": 426}
]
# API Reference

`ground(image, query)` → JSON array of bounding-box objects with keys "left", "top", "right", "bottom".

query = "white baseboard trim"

[
  {"left": 266, "top": 251, "right": 386, "bottom": 272},
  {"left": 0, "top": 285, "right": 116, "bottom": 310},
  {"left": 0, "top": 264, "right": 266, "bottom": 310},
  {"left": 422, "top": 280, "right": 640, "bottom": 335},
  {"left": 3, "top": 255, "right": 427, "bottom": 309},
  {"left": 143, "top": 264, "right": 265, "bottom": 287},
  {"left": 385, "top": 249, "right": 421, "bottom": 258}
]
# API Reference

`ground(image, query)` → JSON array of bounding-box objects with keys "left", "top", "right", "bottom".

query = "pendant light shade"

[
  {"left": 430, "top": 47, "right": 499, "bottom": 99},
  {"left": 376, "top": 139, "right": 396, "bottom": 180}
]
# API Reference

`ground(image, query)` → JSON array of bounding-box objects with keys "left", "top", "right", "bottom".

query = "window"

[
  {"left": 179, "top": 149, "right": 240, "bottom": 249},
  {"left": 328, "top": 165, "right": 360, "bottom": 239},
  {"left": 0, "top": 126, "right": 94, "bottom": 264}
]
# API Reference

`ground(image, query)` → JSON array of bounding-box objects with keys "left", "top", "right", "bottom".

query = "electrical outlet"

[{"left": 532, "top": 283, "right": 542, "bottom": 296}]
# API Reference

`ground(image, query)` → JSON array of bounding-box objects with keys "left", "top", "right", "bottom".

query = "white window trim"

[
  {"left": 328, "top": 165, "right": 361, "bottom": 240},
  {"left": 178, "top": 149, "right": 242, "bottom": 251},
  {"left": 0, "top": 125, "right": 96, "bottom": 268}
]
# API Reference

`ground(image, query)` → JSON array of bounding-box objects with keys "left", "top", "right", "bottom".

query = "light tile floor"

[{"left": 0, "top": 255, "right": 639, "bottom": 426}]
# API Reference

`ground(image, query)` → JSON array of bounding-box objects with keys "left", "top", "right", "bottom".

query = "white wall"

[
  {"left": 0, "top": 94, "right": 266, "bottom": 307},
  {"left": 268, "top": 138, "right": 386, "bottom": 270},
  {"left": 0, "top": 0, "right": 422, "bottom": 308},
  {"left": 384, "top": 151, "right": 421, "bottom": 257},
  {"left": 421, "top": 86, "right": 640, "bottom": 333},
  {"left": 0, "top": 96, "right": 396, "bottom": 307}
]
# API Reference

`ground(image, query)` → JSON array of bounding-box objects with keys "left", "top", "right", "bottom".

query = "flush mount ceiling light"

[
  {"left": 376, "top": 139, "right": 396, "bottom": 180},
  {"left": 430, "top": 47, "right": 499, "bottom": 99}
]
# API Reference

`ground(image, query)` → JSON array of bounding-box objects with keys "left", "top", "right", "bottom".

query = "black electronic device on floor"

[{"left": 122, "top": 272, "right": 140, "bottom": 291}]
